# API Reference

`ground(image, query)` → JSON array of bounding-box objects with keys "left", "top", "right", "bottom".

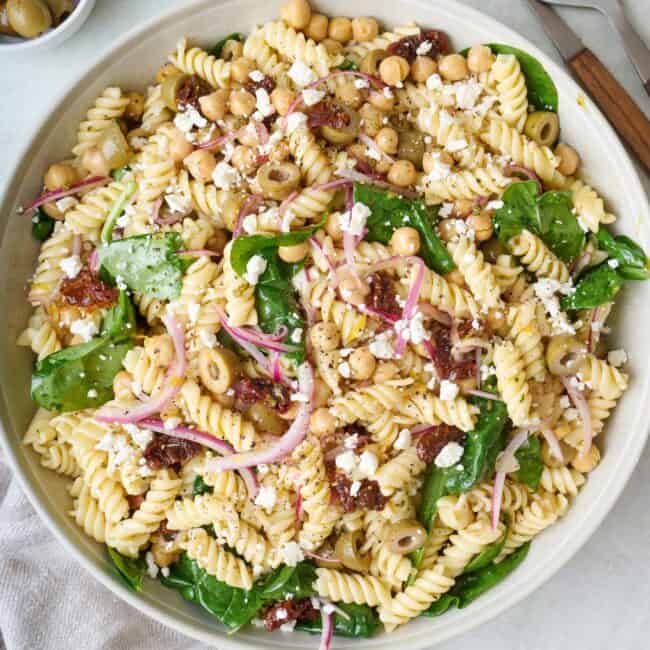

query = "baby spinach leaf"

[
  {"left": 338, "top": 59, "right": 359, "bottom": 71},
  {"left": 192, "top": 475, "right": 214, "bottom": 496},
  {"left": 296, "top": 603, "right": 379, "bottom": 638},
  {"left": 98, "top": 232, "right": 187, "bottom": 300},
  {"left": 259, "top": 561, "right": 317, "bottom": 602},
  {"left": 100, "top": 290, "right": 136, "bottom": 341},
  {"left": 495, "top": 182, "right": 584, "bottom": 262},
  {"left": 486, "top": 44, "right": 558, "bottom": 112},
  {"left": 107, "top": 548, "right": 146, "bottom": 592},
  {"left": 561, "top": 263, "right": 624, "bottom": 310},
  {"left": 353, "top": 183, "right": 454, "bottom": 274},
  {"left": 464, "top": 515, "right": 510, "bottom": 573},
  {"left": 423, "top": 542, "right": 531, "bottom": 616},
  {"left": 514, "top": 435, "right": 543, "bottom": 490},
  {"left": 31, "top": 208, "right": 55, "bottom": 241},
  {"left": 211, "top": 32, "right": 244, "bottom": 58},
  {"left": 596, "top": 228, "right": 650, "bottom": 280},
  {"left": 445, "top": 393, "right": 509, "bottom": 495}
]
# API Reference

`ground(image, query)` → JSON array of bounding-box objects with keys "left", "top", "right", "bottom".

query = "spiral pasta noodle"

[
  {"left": 491, "top": 54, "right": 528, "bottom": 131},
  {"left": 509, "top": 229, "right": 570, "bottom": 283},
  {"left": 169, "top": 38, "right": 232, "bottom": 89},
  {"left": 314, "top": 568, "right": 391, "bottom": 607},
  {"left": 494, "top": 340, "right": 532, "bottom": 426}
]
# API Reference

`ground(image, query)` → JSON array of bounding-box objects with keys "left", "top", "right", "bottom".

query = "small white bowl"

[{"left": 0, "top": 0, "right": 95, "bottom": 54}]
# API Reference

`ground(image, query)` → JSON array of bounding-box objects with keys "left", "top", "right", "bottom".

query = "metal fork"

[{"left": 540, "top": 0, "right": 650, "bottom": 94}]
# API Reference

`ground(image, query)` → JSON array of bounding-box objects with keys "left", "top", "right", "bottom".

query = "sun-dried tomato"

[
  {"left": 367, "top": 272, "right": 400, "bottom": 317},
  {"left": 127, "top": 494, "right": 145, "bottom": 512},
  {"left": 262, "top": 598, "right": 319, "bottom": 631},
  {"left": 331, "top": 473, "right": 387, "bottom": 512},
  {"left": 244, "top": 74, "right": 276, "bottom": 95},
  {"left": 307, "top": 101, "right": 350, "bottom": 129},
  {"left": 416, "top": 424, "right": 464, "bottom": 464},
  {"left": 59, "top": 267, "right": 118, "bottom": 310},
  {"left": 177, "top": 74, "right": 213, "bottom": 111},
  {"left": 233, "top": 377, "right": 291, "bottom": 413},
  {"left": 386, "top": 29, "right": 450, "bottom": 63},
  {"left": 143, "top": 433, "right": 201, "bottom": 470}
]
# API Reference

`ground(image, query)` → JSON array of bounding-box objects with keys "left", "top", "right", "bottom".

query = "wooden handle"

[{"left": 570, "top": 48, "right": 650, "bottom": 172}]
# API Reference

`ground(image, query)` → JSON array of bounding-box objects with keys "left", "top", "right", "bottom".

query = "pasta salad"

[{"left": 17, "top": 0, "right": 649, "bottom": 644}]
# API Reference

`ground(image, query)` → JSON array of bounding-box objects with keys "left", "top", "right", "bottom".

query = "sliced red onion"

[
  {"left": 394, "top": 257, "right": 425, "bottom": 357},
  {"left": 359, "top": 133, "right": 395, "bottom": 164},
  {"left": 96, "top": 313, "right": 186, "bottom": 423},
  {"left": 475, "top": 348, "right": 482, "bottom": 388},
  {"left": 22, "top": 175, "right": 110, "bottom": 213},
  {"left": 88, "top": 248, "right": 99, "bottom": 274},
  {"left": 206, "top": 362, "right": 314, "bottom": 472},
  {"left": 312, "top": 178, "right": 353, "bottom": 193},
  {"left": 233, "top": 193, "right": 264, "bottom": 238},
  {"left": 504, "top": 165, "right": 542, "bottom": 194},
  {"left": 410, "top": 424, "right": 439, "bottom": 437},
  {"left": 357, "top": 305, "right": 399, "bottom": 324},
  {"left": 216, "top": 311, "right": 296, "bottom": 353},
  {"left": 561, "top": 376, "right": 593, "bottom": 458},
  {"left": 318, "top": 609, "right": 334, "bottom": 650},
  {"left": 464, "top": 389, "right": 501, "bottom": 401},
  {"left": 139, "top": 417, "right": 259, "bottom": 498},
  {"left": 538, "top": 422, "right": 564, "bottom": 462},
  {"left": 335, "top": 167, "right": 419, "bottom": 199},
  {"left": 150, "top": 197, "right": 164, "bottom": 224},
  {"left": 271, "top": 351, "right": 282, "bottom": 382},
  {"left": 344, "top": 184, "right": 354, "bottom": 213},
  {"left": 196, "top": 132, "right": 235, "bottom": 151},
  {"left": 492, "top": 429, "right": 530, "bottom": 530}
]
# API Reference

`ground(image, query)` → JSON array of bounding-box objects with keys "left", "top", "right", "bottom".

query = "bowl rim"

[
  {"left": 0, "top": 0, "right": 649, "bottom": 647},
  {"left": 0, "top": 0, "right": 95, "bottom": 53}
]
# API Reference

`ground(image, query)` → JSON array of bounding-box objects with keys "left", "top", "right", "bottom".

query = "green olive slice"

[
  {"left": 160, "top": 73, "right": 189, "bottom": 112},
  {"left": 524, "top": 111, "right": 560, "bottom": 148},
  {"left": 384, "top": 520, "right": 427, "bottom": 555},
  {"left": 335, "top": 530, "right": 370, "bottom": 573},
  {"left": 256, "top": 162, "right": 301, "bottom": 200},
  {"left": 320, "top": 105, "right": 360, "bottom": 146},
  {"left": 360, "top": 49, "right": 387, "bottom": 76},
  {"left": 6, "top": 0, "right": 52, "bottom": 39},
  {"left": 546, "top": 335, "right": 587, "bottom": 376}
]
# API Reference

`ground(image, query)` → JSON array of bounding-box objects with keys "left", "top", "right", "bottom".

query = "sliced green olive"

[
  {"left": 6, "top": 0, "right": 52, "bottom": 38},
  {"left": 398, "top": 130, "right": 426, "bottom": 169},
  {"left": 0, "top": 2, "right": 18, "bottom": 35},
  {"left": 384, "top": 520, "right": 427, "bottom": 555},
  {"left": 335, "top": 530, "right": 370, "bottom": 573},
  {"left": 481, "top": 238, "right": 507, "bottom": 264},
  {"left": 524, "top": 111, "right": 560, "bottom": 147},
  {"left": 546, "top": 335, "right": 587, "bottom": 376},
  {"left": 246, "top": 402, "right": 287, "bottom": 436},
  {"left": 360, "top": 49, "right": 387, "bottom": 76},
  {"left": 256, "top": 161, "right": 301, "bottom": 200},
  {"left": 97, "top": 123, "right": 131, "bottom": 170},
  {"left": 321, "top": 105, "right": 360, "bottom": 145},
  {"left": 160, "top": 73, "right": 189, "bottom": 112}
]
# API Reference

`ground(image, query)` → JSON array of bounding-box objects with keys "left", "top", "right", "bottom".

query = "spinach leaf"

[
  {"left": 338, "top": 59, "right": 359, "bottom": 71},
  {"left": 423, "top": 542, "right": 531, "bottom": 616},
  {"left": 445, "top": 393, "right": 509, "bottom": 495},
  {"left": 101, "top": 290, "right": 136, "bottom": 341},
  {"left": 193, "top": 475, "right": 214, "bottom": 496},
  {"left": 514, "top": 435, "right": 543, "bottom": 490},
  {"left": 31, "top": 208, "right": 54, "bottom": 241},
  {"left": 211, "top": 32, "right": 244, "bottom": 58},
  {"left": 561, "top": 263, "right": 624, "bottom": 310},
  {"left": 100, "top": 180, "right": 137, "bottom": 244},
  {"left": 259, "top": 561, "right": 317, "bottom": 601},
  {"left": 596, "top": 228, "right": 650, "bottom": 280},
  {"left": 464, "top": 515, "right": 509, "bottom": 573},
  {"left": 353, "top": 183, "right": 454, "bottom": 274},
  {"left": 486, "top": 44, "right": 558, "bottom": 112},
  {"left": 494, "top": 182, "right": 584, "bottom": 262},
  {"left": 296, "top": 603, "right": 379, "bottom": 638},
  {"left": 108, "top": 548, "right": 146, "bottom": 592},
  {"left": 98, "top": 232, "right": 187, "bottom": 300}
]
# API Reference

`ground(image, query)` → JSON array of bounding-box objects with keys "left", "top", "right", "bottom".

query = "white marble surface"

[{"left": 1, "top": 1, "right": 649, "bottom": 648}]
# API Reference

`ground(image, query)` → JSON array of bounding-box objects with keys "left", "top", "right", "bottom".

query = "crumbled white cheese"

[
  {"left": 255, "top": 485, "right": 277, "bottom": 510},
  {"left": 124, "top": 423, "right": 153, "bottom": 449},
  {"left": 288, "top": 60, "right": 317, "bottom": 87},
  {"left": 426, "top": 73, "right": 443, "bottom": 90},
  {"left": 290, "top": 328, "right": 303, "bottom": 344},
  {"left": 369, "top": 334, "right": 394, "bottom": 359},
  {"left": 435, "top": 441, "right": 464, "bottom": 468},
  {"left": 302, "top": 88, "right": 325, "bottom": 106},
  {"left": 212, "top": 162, "right": 240, "bottom": 190},
  {"left": 358, "top": 450, "right": 378, "bottom": 477},
  {"left": 161, "top": 567, "right": 170, "bottom": 578},
  {"left": 280, "top": 207, "right": 295, "bottom": 233},
  {"left": 394, "top": 428, "right": 412, "bottom": 450},
  {"left": 354, "top": 78, "right": 370, "bottom": 89},
  {"left": 344, "top": 434, "right": 358, "bottom": 450},
  {"left": 244, "top": 255, "right": 268, "bottom": 285},
  {"left": 533, "top": 278, "right": 576, "bottom": 335},
  {"left": 454, "top": 80, "right": 483, "bottom": 109},
  {"left": 249, "top": 70, "right": 265, "bottom": 83},
  {"left": 607, "top": 258, "right": 620, "bottom": 269},
  {"left": 350, "top": 480, "right": 362, "bottom": 497},
  {"left": 338, "top": 361, "right": 351, "bottom": 378},
  {"left": 199, "top": 329, "right": 217, "bottom": 348},
  {"left": 163, "top": 417, "right": 181, "bottom": 430},
  {"left": 285, "top": 111, "right": 308, "bottom": 134},
  {"left": 174, "top": 105, "right": 207, "bottom": 134},
  {"left": 280, "top": 542, "right": 304, "bottom": 567},
  {"left": 559, "top": 395, "right": 571, "bottom": 409},
  {"left": 340, "top": 202, "right": 371, "bottom": 237},
  {"left": 280, "top": 621, "right": 297, "bottom": 632},
  {"left": 424, "top": 152, "right": 451, "bottom": 182},
  {"left": 59, "top": 255, "right": 82, "bottom": 279},
  {"left": 242, "top": 214, "right": 258, "bottom": 234},
  {"left": 416, "top": 40, "right": 432, "bottom": 56},
  {"left": 255, "top": 88, "right": 275, "bottom": 117},
  {"left": 335, "top": 450, "right": 358, "bottom": 473},
  {"left": 164, "top": 190, "right": 192, "bottom": 215},
  {"left": 439, "top": 202, "right": 454, "bottom": 218},
  {"left": 70, "top": 318, "right": 98, "bottom": 342},
  {"left": 607, "top": 348, "right": 627, "bottom": 367},
  {"left": 439, "top": 379, "right": 459, "bottom": 401},
  {"left": 55, "top": 197, "right": 78, "bottom": 213},
  {"left": 145, "top": 552, "right": 159, "bottom": 579},
  {"left": 480, "top": 363, "right": 496, "bottom": 382},
  {"left": 486, "top": 200, "right": 504, "bottom": 210},
  {"left": 87, "top": 388, "right": 98, "bottom": 399}
]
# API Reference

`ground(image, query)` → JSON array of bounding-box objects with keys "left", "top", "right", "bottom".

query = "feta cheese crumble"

[
  {"left": 70, "top": 318, "right": 99, "bottom": 342},
  {"left": 607, "top": 349, "right": 627, "bottom": 367},
  {"left": 59, "top": 255, "right": 82, "bottom": 279},
  {"left": 340, "top": 202, "right": 371, "bottom": 237},
  {"left": 302, "top": 88, "right": 325, "bottom": 106},
  {"left": 394, "top": 428, "right": 412, "bottom": 450},
  {"left": 244, "top": 255, "right": 268, "bottom": 285},
  {"left": 212, "top": 162, "right": 240, "bottom": 190},
  {"left": 255, "top": 485, "right": 277, "bottom": 510},
  {"left": 439, "top": 379, "right": 459, "bottom": 401},
  {"left": 435, "top": 441, "right": 464, "bottom": 468},
  {"left": 288, "top": 60, "right": 317, "bottom": 87}
]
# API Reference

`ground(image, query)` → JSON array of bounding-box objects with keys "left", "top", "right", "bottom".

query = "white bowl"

[
  {"left": 1, "top": 0, "right": 649, "bottom": 647},
  {"left": 0, "top": 0, "right": 95, "bottom": 54}
]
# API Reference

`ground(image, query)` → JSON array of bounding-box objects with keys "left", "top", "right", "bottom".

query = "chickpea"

[
  {"left": 231, "top": 57, "right": 255, "bottom": 84},
  {"left": 339, "top": 275, "right": 369, "bottom": 306},
  {"left": 144, "top": 334, "right": 175, "bottom": 366},
  {"left": 270, "top": 87, "right": 296, "bottom": 116},
  {"left": 325, "top": 211, "right": 344, "bottom": 241},
  {"left": 279, "top": 242, "right": 309, "bottom": 263},
  {"left": 555, "top": 143, "right": 580, "bottom": 176},
  {"left": 306, "top": 13, "right": 328, "bottom": 41},
  {"left": 166, "top": 126, "right": 194, "bottom": 163},
  {"left": 379, "top": 55, "right": 409, "bottom": 87},
  {"left": 351, "top": 17, "right": 379, "bottom": 42},
  {"left": 221, "top": 39, "right": 243, "bottom": 61},
  {"left": 373, "top": 361, "right": 399, "bottom": 383},
  {"left": 438, "top": 53, "right": 469, "bottom": 81},
  {"left": 445, "top": 268, "right": 466, "bottom": 288},
  {"left": 321, "top": 38, "right": 343, "bottom": 56},
  {"left": 124, "top": 91, "right": 145, "bottom": 122},
  {"left": 269, "top": 140, "right": 290, "bottom": 162},
  {"left": 199, "top": 89, "right": 229, "bottom": 122},
  {"left": 454, "top": 199, "right": 474, "bottom": 217},
  {"left": 375, "top": 127, "right": 398, "bottom": 154},
  {"left": 229, "top": 145, "right": 255, "bottom": 175},
  {"left": 437, "top": 218, "right": 458, "bottom": 243},
  {"left": 229, "top": 89, "right": 256, "bottom": 117},
  {"left": 348, "top": 348, "right": 376, "bottom": 381},
  {"left": 390, "top": 226, "right": 421, "bottom": 256},
  {"left": 310, "top": 407, "right": 337, "bottom": 436},
  {"left": 467, "top": 45, "right": 494, "bottom": 74},
  {"left": 387, "top": 159, "right": 416, "bottom": 187},
  {"left": 469, "top": 211, "right": 493, "bottom": 242},
  {"left": 44, "top": 162, "right": 78, "bottom": 191},
  {"left": 310, "top": 322, "right": 341, "bottom": 352},
  {"left": 359, "top": 102, "right": 384, "bottom": 136},
  {"left": 571, "top": 444, "right": 601, "bottom": 473},
  {"left": 368, "top": 88, "right": 395, "bottom": 112},
  {"left": 183, "top": 149, "right": 217, "bottom": 183},
  {"left": 281, "top": 0, "right": 311, "bottom": 30},
  {"left": 328, "top": 16, "right": 352, "bottom": 43},
  {"left": 6, "top": 0, "right": 51, "bottom": 38},
  {"left": 81, "top": 147, "right": 110, "bottom": 176},
  {"left": 313, "top": 378, "right": 331, "bottom": 409},
  {"left": 335, "top": 80, "right": 363, "bottom": 109},
  {"left": 156, "top": 63, "right": 181, "bottom": 84},
  {"left": 410, "top": 56, "right": 437, "bottom": 83}
]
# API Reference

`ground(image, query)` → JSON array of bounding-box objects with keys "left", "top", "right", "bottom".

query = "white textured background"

[{"left": 1, "top": 1, "right": 649, "bottom": 649}]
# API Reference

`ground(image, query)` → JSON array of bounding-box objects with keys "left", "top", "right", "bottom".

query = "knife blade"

[{"left": 525, "top": 0, "right": 584, "bottom": 61}]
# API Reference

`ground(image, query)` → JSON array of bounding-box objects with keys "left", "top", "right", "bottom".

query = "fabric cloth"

[{"left": 0, "top": 457, "right": 206, "bottom": 650}]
